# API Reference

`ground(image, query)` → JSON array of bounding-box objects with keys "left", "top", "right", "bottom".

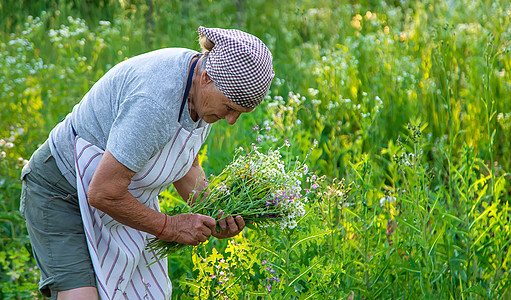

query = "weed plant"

[{"left": 0, "top": 0, "right": 510, "bottom": 298}]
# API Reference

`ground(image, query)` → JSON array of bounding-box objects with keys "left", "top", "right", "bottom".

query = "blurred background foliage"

[{"left": 0, "top": 0, "right": 510, "bottom": 299}]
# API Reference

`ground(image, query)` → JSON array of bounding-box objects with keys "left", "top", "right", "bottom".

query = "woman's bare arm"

[
  {"left": 87, "top": 149, "right": 216, "bottom": 245},
  {"left": 172, "top": 155, "right": 209, "bottom": 205}
]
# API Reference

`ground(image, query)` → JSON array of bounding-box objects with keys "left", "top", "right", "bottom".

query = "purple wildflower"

[{"left": 252, "top": 125, "right": 260, "bottom": 130}]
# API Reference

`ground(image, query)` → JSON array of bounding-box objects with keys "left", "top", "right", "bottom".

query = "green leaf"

[
  {"left": 468, "top": 208, "right": 489, "bottom": 231},
  {"left": 397, "top": 216, "right": 420, "bottom": 233},
  {"left": 288, "top": 261, "right": 320, "bottom": 286},
  {"left": 205, "top": 248, "right": 223, "bottom": 264},
  {"left": 291, "top": 230, "right": 333, "bottom": 249},
  {"left": 245, "top": 222, "right": 257, "bottom": 230},
  {"left": 442, "top": 213, "right": 463, "bottom": 223},
  {"left": 257, "top": 245, "right": 286, "bottom": 263},
  {"left": 397, "top": 265, "right": 421, "bottom": 274}
]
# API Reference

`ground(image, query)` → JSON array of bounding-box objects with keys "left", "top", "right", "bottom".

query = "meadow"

[{"left": 0, "top": 0, "right": 510, "bottom": 299}]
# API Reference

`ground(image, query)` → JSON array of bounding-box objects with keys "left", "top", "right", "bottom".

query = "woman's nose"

[{"left": 225, "top": 112, "right": 241, "bottom": 125}]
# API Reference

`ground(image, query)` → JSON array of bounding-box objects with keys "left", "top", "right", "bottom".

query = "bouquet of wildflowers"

[{"left": 147, "top": 143, "right": 313, "bottom": 258}]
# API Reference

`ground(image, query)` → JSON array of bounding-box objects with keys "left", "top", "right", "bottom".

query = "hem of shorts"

[
  {"left": 39, "top": 276, "right": 54, "bottom": 298},
  {"left": 39, "top": 273, "right": 97, "bottom": 298},
  {"left": 53, "top": 277, "right": 97, "bottom": 292}
]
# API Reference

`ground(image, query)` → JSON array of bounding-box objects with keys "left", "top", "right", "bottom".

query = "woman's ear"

[{"left": 200, "top": 70, "right": 213, "bottom": 86}]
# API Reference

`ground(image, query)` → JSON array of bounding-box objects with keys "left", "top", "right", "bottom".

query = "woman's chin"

[{"left": 203, "top": 115, "right": 221, "bottom": 124}]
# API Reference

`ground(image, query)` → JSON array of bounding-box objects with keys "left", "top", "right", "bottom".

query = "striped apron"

[{"left": 73, "top": 57, "right": 211, "bottom": 299}]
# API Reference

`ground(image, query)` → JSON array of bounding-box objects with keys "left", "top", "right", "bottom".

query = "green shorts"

[{"left": 20, "top": 141, "right": 96, "bottom": 299}]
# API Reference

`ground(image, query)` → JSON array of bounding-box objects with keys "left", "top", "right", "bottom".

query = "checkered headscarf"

[{"left": 198, "top": 26, "right": 275, "bottom": 108}]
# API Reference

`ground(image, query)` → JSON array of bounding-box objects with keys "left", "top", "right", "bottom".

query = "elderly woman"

[{"left": 20, "top": 26, "right": 274, "bottom": 299}]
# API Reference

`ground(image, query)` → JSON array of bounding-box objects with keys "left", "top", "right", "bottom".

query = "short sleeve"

[{"left": 107, "top": 96, "right": 176, "bottom": 172}]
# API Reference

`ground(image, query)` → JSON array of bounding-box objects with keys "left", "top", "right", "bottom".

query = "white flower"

[
  {"left": 273, "top": 78, "right": 284, "bottom": 86},
  {"left": 379, "top": 195, "right": 396, "bottom": 206},
  {"left": 308, "top": 88, "right": 319, "bottom": 97},
  {"left": 287, "top": 220, "right": 298, "bottom": 229}
]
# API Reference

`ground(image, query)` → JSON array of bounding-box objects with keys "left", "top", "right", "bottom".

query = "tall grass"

[{"left": 0, "top": 0, "right": 510, "bottom": 298}]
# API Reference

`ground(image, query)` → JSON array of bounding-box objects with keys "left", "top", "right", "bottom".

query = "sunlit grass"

[{"left": 0, "top": 0, "right": 509, "bottom": 298}]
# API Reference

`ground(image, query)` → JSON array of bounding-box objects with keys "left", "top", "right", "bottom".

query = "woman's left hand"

[{"left": 212, "top": 211, "right": 245, "bottom": 239}]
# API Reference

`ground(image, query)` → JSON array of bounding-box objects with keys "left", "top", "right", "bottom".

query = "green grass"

[{"left": 0, "top": 0, "right": 510, "bottom": 299}]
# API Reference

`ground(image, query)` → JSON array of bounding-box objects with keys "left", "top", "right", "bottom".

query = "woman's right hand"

[{"left": 161, "top": 213, "right": 216, "bottom": 246}]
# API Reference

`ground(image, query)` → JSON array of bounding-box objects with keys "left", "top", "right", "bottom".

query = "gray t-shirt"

[{"left": 48, "top": 48, "right": 204, "bottom": 187}]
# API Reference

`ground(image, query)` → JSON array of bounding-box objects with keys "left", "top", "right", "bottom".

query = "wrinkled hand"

[
  {"left": 212, "top": 211, "right": 246, "bottom": 239},
  {"left": 162, "top": 213, "right": 216, "bottom": 246}
]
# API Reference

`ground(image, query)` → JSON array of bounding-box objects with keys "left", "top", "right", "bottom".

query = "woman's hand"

[
  {"left": 212, "top": 211, "right": 246, "bottom": 239},
  {"left": 161, "top": 213, "right": 217, "bottom": 246}
]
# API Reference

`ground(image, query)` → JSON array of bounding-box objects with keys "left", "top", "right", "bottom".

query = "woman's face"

[{"left": 190, "top": 69, "right": 254, "bottom": 125}]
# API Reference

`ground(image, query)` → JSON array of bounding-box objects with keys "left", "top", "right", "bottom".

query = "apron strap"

[
  {"left": 71, "top": 122, "right": 77, "bottom": 137},
  {"left": 178, "top": 55, "right": 201, "bottom": 123}
]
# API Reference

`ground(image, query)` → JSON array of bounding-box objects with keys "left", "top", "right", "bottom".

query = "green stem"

[{"left": 484, "top": 41, "right": 496, "bottom": 202}]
